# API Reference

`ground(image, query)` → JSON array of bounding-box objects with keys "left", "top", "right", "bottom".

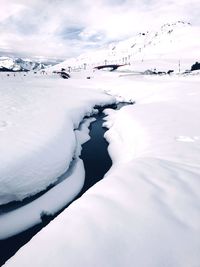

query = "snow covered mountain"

[
  {"left": 52, "top": 21, "right": 200, "bottom": 73},
  {"left": 0, "top": 57, "right": 51, "bottom": 72}
]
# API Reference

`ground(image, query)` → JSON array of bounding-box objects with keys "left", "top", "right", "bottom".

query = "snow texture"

[
  {"left": 4, "top": 71, "right": 200, "bottom": 267},
  {"left": 0, "top": 158, "right": 84, "bottom": 239},
  {"left": 0, "top": 72, "right": 114, "bottom": 206}
]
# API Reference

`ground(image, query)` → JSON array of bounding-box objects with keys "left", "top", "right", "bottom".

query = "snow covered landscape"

[
  {"left": 1, "top": 68, "right": 200, "bottom": 267},
  {"left": 0, "top": 57, "right": 55, "bottom": 72},
  {"left": 0, "top": 0, "right": 200, "bottom": 266},
  {"left": 53, "top": 21, "right": 199, "bottom": 73}
]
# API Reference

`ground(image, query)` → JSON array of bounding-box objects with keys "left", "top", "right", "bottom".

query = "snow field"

[
  {"left": 5, "top": 73, "right": 200, "bottom": 267},
  {"left": 0, "top": 73, "right": 114, "bottom": 206}
]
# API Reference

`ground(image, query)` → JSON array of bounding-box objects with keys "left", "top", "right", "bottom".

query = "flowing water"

[{"left": 0, "top": 102, "right": 133, "bottom": 266}]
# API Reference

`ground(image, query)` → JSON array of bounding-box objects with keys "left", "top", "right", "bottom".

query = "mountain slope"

[{"left": 52, "top": 21, "right": 200, "bottom": 73}]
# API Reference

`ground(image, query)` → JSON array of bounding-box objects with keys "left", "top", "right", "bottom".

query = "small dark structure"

[
  {"left": 143, "top": 69, "right": 157, "bottom": 75},
  {"left": 191, "top": 62, "right": 200, "bottom": 71},
  {"left": 94, "top": 64, "right": 126, "bottom": 72},
  {"left": 143, "top": 69, "right": 173, "bottom": 75},
  {"left": 60, "top": 71, "right": 70, "bottom": 79},
  {"left": 54, "top": 71, "right": 70, "bottom": 79},
  {"left": 157, "top": 71, "right": 166, "bottom": 75},
  {"left": 167, "top": 70, "right": 174, "bottom": 74}
]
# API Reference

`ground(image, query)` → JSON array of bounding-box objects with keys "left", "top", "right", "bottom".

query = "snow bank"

[
  {"left": 5, "top": 74, "right": 200, "bottom": 267},
  {"left": 0, "top": 159, "right": 84, "bottom": 239},
  {"left": 0, "top": 73, "right": 114, "bottom": 205}
]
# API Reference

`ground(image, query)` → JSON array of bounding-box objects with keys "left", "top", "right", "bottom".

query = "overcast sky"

[{"left": 0, "top": 0, "right": 199, "bottom": 60}]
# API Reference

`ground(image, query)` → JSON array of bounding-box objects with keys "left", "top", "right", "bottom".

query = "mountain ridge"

[
  {"left": 0, "top": 57, "right": 53, "bottom": 72},
  {"left": 51, "top": 21, "right": 200, "bottom": 73}
]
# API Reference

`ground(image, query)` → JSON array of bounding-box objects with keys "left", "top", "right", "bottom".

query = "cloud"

[{"left": 0, "top": 0, "right": 199, "bottom": 60}]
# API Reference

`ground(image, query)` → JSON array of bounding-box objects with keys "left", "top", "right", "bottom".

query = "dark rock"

[{"left": 191, "top": 62, "right": 200, "bottom": 71}]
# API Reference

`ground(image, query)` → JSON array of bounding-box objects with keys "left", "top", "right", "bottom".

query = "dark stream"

[
  {"left": 79, "top": 107, "right": 112, "bottom": 192},
  {"left": 0, "top": 102, "right": 132, "bottom": 266}
]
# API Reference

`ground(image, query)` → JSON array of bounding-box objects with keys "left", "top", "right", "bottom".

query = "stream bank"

[{"left": 0, "top": 102, "right": 133, "bottom": 266}]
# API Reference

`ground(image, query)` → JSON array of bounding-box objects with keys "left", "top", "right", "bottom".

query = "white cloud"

[{"left": 0, "top": 0, "right": 199, "bottom": 59}]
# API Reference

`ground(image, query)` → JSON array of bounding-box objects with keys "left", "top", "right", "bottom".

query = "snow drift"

[
  {"left": 0, "top": 73, "right": 114, "bottom": 205},
  {"left": 4, "top": 72, "right": 200, "bottom": 267}
]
